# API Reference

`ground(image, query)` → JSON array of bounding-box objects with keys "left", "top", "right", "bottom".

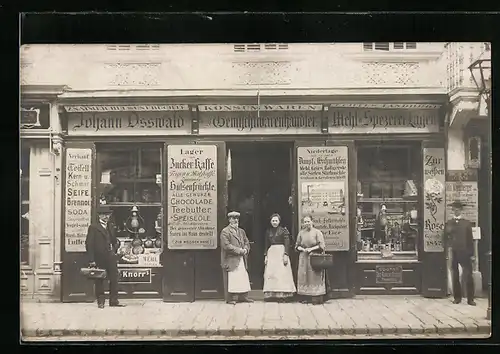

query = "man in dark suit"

[
  {"left": 85, "top": 208, "right": 125, "bottom": 308},
  {"left": 220, "top": 211, "right": 254, "bottom": 305},
  {"left": 445, "top": 200, "right": 476, "bottom": 306}
]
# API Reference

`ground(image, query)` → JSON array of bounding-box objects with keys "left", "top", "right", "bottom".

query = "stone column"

[{"left": 50, "top": 102, "right": 64, "bottom": 301}]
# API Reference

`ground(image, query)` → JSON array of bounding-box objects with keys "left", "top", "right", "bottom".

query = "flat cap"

[
  {"left": 449, "top": 200, "right": 467, "bottom": 208},
  {"left": 228, "top": 211, "right": 241, "bottom": 218}
]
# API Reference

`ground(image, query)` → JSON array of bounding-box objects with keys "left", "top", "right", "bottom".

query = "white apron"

[
  {"left": 228, "top": 256, "right": 251, "bottom": 293},
  {"left": 263, "top": 244, "right": 296, "bottom": 296}
]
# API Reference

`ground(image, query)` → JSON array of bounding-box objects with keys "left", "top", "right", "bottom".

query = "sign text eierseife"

[{"left": 167, "top": 145, "right": 218, "bottom": 250}]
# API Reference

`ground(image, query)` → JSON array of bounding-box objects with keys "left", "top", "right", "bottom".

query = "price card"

[{"left": 138, "top": 253, "right": 160, "bottom": 267}]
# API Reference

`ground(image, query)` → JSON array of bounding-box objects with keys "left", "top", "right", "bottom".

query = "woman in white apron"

[{"left": 263, "top": 213, "right": 296, "bottom": 302}]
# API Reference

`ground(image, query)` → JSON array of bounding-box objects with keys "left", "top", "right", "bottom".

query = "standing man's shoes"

[
  {"left": 467, "top": 300, "right": 477, "bottom": 306},
  {"left": 109, "top": 302, "right": 126, "bottom": 307},
  {"left": 97, "top": 303, "right": 105, "bottom": 309},
  {"left": 226, "top": 301, "right": 237, "bottom": 305},
  {"left": 452, "top": 299, "right": 462, "bottom": 304},
  {"left": 240, "top": 298, "right": 254, "bottom": 303}
]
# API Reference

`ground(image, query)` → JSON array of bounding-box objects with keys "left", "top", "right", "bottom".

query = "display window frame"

[
  {"left": 95, "top": 143, "right": 165, "bottom": 269},
  {"left": 355, "top": 142, "right": 422, "bottom": 260}
]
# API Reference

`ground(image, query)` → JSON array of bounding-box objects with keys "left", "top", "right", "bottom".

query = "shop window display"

[
  {"left": 97, "top": 145, "right": 163, "bottom": 267},
  {"left": 356, "top": 145, "right": 420, "bottom": 258},
  {"left": 20, "top": 148, "right": 30, "bottom": 265}
]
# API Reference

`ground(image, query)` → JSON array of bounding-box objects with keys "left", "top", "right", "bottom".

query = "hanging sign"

[
  {"left": 64, "top": 148, "right": 93, "bottom": 252},
  {"left": 198, "top": 105, "right": 322, "bottom": 135},
  {"left": 297, "top": 146, "right": 349, "bottom": 251},
  {"left": 445, "top": 170, "right": 478, "bottom": 226},
  {"left": 328, "top": 107, "right": 440, "bottom": 134},
  {"left": 423, "top": 148, "right": 446, "bottom": 252},
  {"left": 167, "top": 145, "right": 218, "bottom": 249},
  {"left": 67, "top": 110, "right": 191, "bottom": 136}
]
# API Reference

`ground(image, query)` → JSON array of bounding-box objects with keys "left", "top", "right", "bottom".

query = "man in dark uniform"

[
  {"left": 445, "top": 200, "right": 476, "bottom": 306},
  {"left": 85, "top": 208, "right": 125, "bottom": 309}
]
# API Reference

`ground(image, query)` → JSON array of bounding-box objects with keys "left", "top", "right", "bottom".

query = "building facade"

[{"left": 19, "top": 42, "right": 489, "bottom": 302}]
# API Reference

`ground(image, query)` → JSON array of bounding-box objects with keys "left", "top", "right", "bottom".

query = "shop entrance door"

[{"left": 227, "top": 142, "right": 293, "bottom": 290}]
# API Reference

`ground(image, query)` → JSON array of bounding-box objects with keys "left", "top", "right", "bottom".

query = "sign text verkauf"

[
  {"left": 423, "top": 148, "right": 446, "bottom": 252},
  {"left": 167, "top": 145, "right": 218, "bottom": 250},
  {"left": 297, "top": 146, "right": 349, "bottom": 251},
  {"left": 64, "top": 148, "right": 93, "bottom": 252}
]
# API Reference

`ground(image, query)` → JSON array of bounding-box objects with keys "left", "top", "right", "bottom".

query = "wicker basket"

[{"left": 309, "top": 253, "right": 333, "bottom": 270}]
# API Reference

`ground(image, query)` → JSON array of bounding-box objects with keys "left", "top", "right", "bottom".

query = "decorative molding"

[
  {"left": 232, "top": 61, "right": 292, "bottom": 85},
  {"left": 64, "top": 104, "right": 189, "bottom": 112},
  {"left": 105, "top": 62, "right": 162, "bottom": 86},
  {"left": 362, "top": 62, "right": 420, "bottom": 86}
]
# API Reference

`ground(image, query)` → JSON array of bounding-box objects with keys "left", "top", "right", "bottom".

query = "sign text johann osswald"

[
  {"left": 423, "top": 148, "right": 446, "bottom": 252},
  {"left": 64, "top": 148, "right": 93, "bottom": 252},
  {"left": 67, "top": 111, "right": 189, "bottom": 135},
  {"left": 297, "top": 146, "right": 350, "bottom": 251},
  {"left": 167, "top": 146, "right": 218, "bottom": 250}
]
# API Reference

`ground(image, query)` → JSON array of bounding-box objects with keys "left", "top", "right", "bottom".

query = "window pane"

[
  {"left": 374, "top": 42, "right": 390, "bottom": 51},
  {"left": 394, "top": 42, "right": 405, "bottom": 49},
  {"left": 363, "top": 43, "right": 373, "bottom": 51},
  {"left": 406, "top": 42, "right": 417, "bottom": 49}
]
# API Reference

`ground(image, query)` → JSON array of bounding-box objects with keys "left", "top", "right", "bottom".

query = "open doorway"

[{"left": 227, "top": 142, "right": 293, "bottom": 290}]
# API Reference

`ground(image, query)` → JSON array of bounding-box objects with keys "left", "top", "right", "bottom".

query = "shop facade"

[
  {"left": 59, "top": 100, "right": 449, "bottom": 302},
  {"left": 20, "top": 87, "right": 65, "bottom": 301}
]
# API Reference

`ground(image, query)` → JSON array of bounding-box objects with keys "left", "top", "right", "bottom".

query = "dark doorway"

[{"left": 227, "top": 142, "right": 293, "bottom": 289}]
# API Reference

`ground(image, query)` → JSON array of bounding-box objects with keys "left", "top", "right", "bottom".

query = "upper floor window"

[
  {"left": 20, "top": 147, "right": 30, "bottom": 266},
  {"left": 233, "top": 43, "right": 289, "bottom": 53},
  {"left": 363, "top": 42, "right": 417, "bottom": 51}
]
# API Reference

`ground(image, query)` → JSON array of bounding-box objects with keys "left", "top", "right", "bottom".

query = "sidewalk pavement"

[{"left": 21, "top": 296, "right": 491, "bottom": 340}]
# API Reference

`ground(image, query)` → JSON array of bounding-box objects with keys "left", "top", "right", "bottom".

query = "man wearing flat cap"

[
  {"left": 85, "top": 207, "right": 124, "bottom": 309},
  {"left": 445, "top": 200, "right": 476, "bottom": 306},
  {"left": 220, "top": 211, "right": 254, "bottom": 305}
]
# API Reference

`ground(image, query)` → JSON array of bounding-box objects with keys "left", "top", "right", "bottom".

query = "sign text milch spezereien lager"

[{"left": 329, "top": 108, "right": 440, "bottom": 133}]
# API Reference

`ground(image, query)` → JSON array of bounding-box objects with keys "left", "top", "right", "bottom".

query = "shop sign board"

[
  {"left": 376, "top": 264, "right": 403, "bottom": 284},
  {"left": 64, "top": 148, "right": 93, "bottom": 252},
  {"left": 198, "top": 105, "right": 322, "bottom": 135},
  {"left": 297, "top": 146, "right": 349, "bottom": 251},
  {"left": 118, "top": 268, "right": 152, "bottom": 284},
  {"left": 445, "top": 170, "right": 478, "bottom": 226},
  {"left": 66, "top": 109, "right": 191, "bottom": 136},
  {"left": 167, "top": 145, "right": 218, "bottom": 250},
  {"left": 328, "top": 107, "right": 440, "bottom": 134},
  {"left": 423, "top": 148, "right": 446, "bottom": 252}
]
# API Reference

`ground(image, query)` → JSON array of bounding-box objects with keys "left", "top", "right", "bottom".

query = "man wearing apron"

[{"left": 220, "top": 211, "right": 254, "bottom": 305}]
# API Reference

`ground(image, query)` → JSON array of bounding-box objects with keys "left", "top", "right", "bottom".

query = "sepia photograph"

[{"left": 20, "top": 38, "right": 491, "bottom": 341}]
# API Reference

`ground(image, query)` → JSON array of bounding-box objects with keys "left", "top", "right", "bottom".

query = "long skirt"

[
  {"left": 297, "top": 252, "right": 326, "bottom": 296},
  {"left": 263, "top": 245, "right": 296, "bottom": 299},
  {"left": 227, "top": 257, "right": 251, "bottom": 294}
]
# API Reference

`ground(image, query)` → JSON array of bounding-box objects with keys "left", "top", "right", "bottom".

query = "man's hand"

[
  {"left": 297, "top": 246, "right": 305, "bottom": 252},
  {"left": 264, "top": 256, "right": 268, "bottom": 265},
  {"left": 471, "top": 256, "right": 476, "bottom": 262},
  {"left": 89, "top": 261, "right": 96, "bottom": 268},
  {"left": 242, "top": 248, "right": 248, "bottom": 256}
]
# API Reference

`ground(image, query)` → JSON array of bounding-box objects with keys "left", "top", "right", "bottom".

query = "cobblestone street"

[{"left": 21, "top": 296, "right": 491, "bottom": 341}]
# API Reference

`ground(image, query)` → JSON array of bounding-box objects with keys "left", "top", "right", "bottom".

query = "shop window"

[
  {"left": 356, "top": 144, "right": 420, "bottom": 257},
  {"left": 97, "top": 145, "right": 163, "bottom": 267},
  {"left": 20, "top": 148, "right": 30, "bottom": 265}
]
